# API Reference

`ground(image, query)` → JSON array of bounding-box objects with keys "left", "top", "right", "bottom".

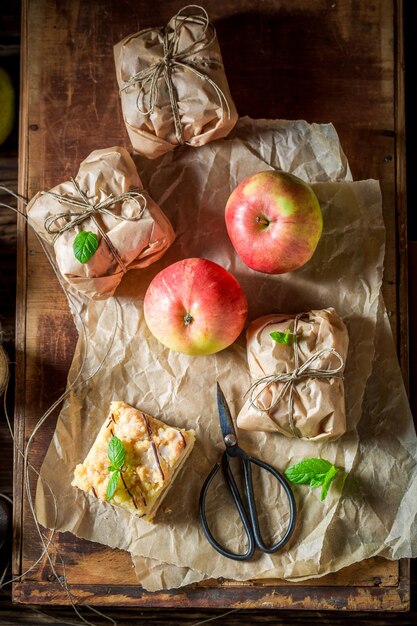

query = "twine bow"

[
  {"left": 43, "top": 178, "right": 148, "bottom": 273},
  {"left": 120, "top": 5, "right": 231, "bottom": 145},
  {"left": 247, "top": 313, "right": 345, "bottom": 438}
]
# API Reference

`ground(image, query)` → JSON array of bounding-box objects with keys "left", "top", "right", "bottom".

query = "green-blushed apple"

[
  {"left": 143, "top": 258, "right": 248, "bottom": 355},
  {"left": 225, "top": 170, "right": 323, "bottom": 274}
]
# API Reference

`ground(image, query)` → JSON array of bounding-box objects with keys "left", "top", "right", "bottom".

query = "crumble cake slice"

[{"left": 72, "top": 401, "right": 195, "bottom": 521}]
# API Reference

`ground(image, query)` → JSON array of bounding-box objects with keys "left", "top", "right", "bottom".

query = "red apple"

[
  {"left": 225, "top": 170, "right": 323, "bottom": 274},
  {"left": 143, "top": 258, "right": 248, "bottom": 355}
]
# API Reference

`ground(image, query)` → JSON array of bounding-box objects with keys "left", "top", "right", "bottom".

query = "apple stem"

[
  {"left": 183, "top": 313, "right": 193, "bottom": 326},
  {"left": 256, "top": 215, "right": 270, "bottom": 226}
]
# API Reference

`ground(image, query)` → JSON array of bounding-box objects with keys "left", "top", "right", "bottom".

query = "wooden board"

[{"left": 12, "top": 0, "right": 410, "bottom": 611}]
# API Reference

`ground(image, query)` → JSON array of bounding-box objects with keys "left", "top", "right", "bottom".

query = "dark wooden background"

[{"left": 0, "top": 0, "right": 416, "bottom": 624}]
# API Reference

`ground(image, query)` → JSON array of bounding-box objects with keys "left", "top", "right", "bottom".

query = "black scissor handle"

[
  {"left": 243, "top": 454, "right": 297, "bottom": 554},
  {"left": 199, "top": 448, "right": 297, "bottom": 561},
  {"left": 199, "top": 458, "right": 255, "bottom": 561}
]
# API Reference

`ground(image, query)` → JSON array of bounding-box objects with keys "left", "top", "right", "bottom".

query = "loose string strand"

[
  {"left": 41, "top": 531, "right": 117, "bottom": 626},
  {"left": 1, "top": 309, "right": 120, "bottom": 626},
  {"left": 0, "top": 185, "right": 27, "bottom": 203},
  {"left": 0, "top": 190, "right": 119, "bottom": 625},
  {"left": 0, "top": 493, "right": 13, "bottom": 505},
  {"left": 2, "top": 375, "right": 58, "bottom": 580},
  {"left": 0, "top": 561, "right": 9, "bottom": 588},
  {"left": 23, "top": 296, "right": 119, "bottom": 565},
  {"left": 1, "top": 188, "right": 233, "bottom": 626}
]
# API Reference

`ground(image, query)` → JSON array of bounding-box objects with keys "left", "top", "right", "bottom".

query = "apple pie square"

[{"left": 72, "top": 401, "right": 195, "bottom": 521}]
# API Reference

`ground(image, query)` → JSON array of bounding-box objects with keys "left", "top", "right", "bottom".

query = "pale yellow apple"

[{"left": 0, "top": 67, "right": 15, "bottom": 145}]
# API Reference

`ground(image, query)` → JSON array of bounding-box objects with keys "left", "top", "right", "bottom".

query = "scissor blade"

[{"left": 217, "top": 382, "right": 238, "bottom": 444}]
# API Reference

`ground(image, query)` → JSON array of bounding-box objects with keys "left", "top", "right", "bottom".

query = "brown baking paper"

[
  {"left": 114, "top": 6, "right": 238, "bottom": 159},
  {"left": 237, "top": 308, "right": 349, "bottom": 440},
  {"left": 134, "top": 291, "right": 417, "bottom": 590},
  {"left": 34, "top": 118, "right": 416, "bottom": 592},
  {"left": 27, "top": 147, "right": 175, "bottom": 299}
]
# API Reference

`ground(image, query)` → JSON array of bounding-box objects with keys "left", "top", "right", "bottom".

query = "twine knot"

[
  {"left": 246, "top": 313, "right": 345, "bottom": 438},
  {"left": 163, "top": 53, "right": 173, "bottom": 67},
  {"left": 43, "top": 178, "right": 148, "bottom": 273},
  {"left": 119, "top": 5, "right": 231, "bottom": 145}
]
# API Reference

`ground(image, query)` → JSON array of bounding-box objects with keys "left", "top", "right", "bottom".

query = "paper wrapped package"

[
  {"left": 27, "top": 147, "right": 175, "bottom": 299},
  {"left": 114, "top": 6, "right": 238, "bottom": 158},
  {"left": 237, "top": 308, "right": 349, "bottom": 441}
]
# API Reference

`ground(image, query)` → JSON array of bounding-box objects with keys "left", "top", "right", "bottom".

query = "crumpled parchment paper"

[{"left": 34, "top": 118, "right": 417, "bottom": 592}]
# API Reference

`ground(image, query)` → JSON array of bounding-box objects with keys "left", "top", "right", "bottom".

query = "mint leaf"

[
  {"left": 285, "top": 458, "right": 333, "bottom": 484},
  {"left": 309, "top": 476, "right": 326, "bottom": 489},
  {"left": 320, "top": 465, "right": 340, "bottom": 500},
  {"left": 106, "top": 470, "right": 120, "bottom": 501},
  {"left": 285, "top": 458, "right": 343, "bottom": 500},
  {"left": 106, "top": 437, "right": 127, "bottom": 502},
  {"left": 270, "top": 329, "right": 294, "bottom": 346},
  {"left": 73, "top": 230, "right": 99, "bottom": 264},
  {"left": 108, "top": 436, "right": 126, "bottom": 470}
]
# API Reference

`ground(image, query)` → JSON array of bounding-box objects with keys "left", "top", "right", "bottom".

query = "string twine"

[
  {"left": 0, "top": 185, "right": 239, "bottom": 626},
  {"left": 119, "top": 4, "right": 231, "bottom": 145},
  {"left": 43, "top": 177, "right": 148, "bottom": 273},
  {"left": 247, "top": 313, "right": 345, "bottom": 437},
  {"left": 0, "top": 185, "right": 118, "bottom": 626}
]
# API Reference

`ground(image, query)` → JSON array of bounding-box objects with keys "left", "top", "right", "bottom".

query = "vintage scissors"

[{"left": 199, "top": 383, "right": 296, "bottom": 561}]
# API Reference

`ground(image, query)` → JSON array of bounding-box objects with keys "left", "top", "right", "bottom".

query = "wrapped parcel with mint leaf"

[
  {"left": 237, "top": 308, "right": 349, "bottom": 441},
  {"left": 26, "top": 147, "right": 175, "bottom": 299},
  {"left": 114, "top": 6, "right": 238, "bottom": 159}
]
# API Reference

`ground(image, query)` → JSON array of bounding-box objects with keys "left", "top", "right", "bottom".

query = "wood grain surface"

[{"left": 11, "top": 0, "right": 411, "bottom": 615}]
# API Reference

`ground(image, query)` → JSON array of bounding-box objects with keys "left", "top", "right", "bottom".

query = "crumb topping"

[{"left": 72, "top": 401, "right": 195, "bottom": 520}]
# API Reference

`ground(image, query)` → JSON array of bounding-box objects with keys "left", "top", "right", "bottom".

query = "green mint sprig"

[
  {"left": 73, "top": 230, "right": 99, "bottom": 264},
  {"left": 270, "top": 329, "right": 295, "bottom": 346},
  {"left": 106, "top": 435, "right": 126, "bottom": 501},
  {"left": 284, "top": 458, "right": 342, "bottom": 501}
]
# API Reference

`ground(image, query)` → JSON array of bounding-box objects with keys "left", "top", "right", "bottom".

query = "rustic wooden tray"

[{"left": 13, "top": 0, "right": 410, "bottom": 610}]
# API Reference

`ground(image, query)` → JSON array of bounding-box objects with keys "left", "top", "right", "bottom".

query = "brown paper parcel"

[
  {"left": 114, "top": 6, "right": 238, "bottom": 159},
  {"left": 237, "top": 308, "right": 349, "bottom": 440},
  {"left": 27, "top": 146, "right": 175, "bottom": 299},
  {"left": 33, "top": 119, "right": 416, "bottom": 591}
]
